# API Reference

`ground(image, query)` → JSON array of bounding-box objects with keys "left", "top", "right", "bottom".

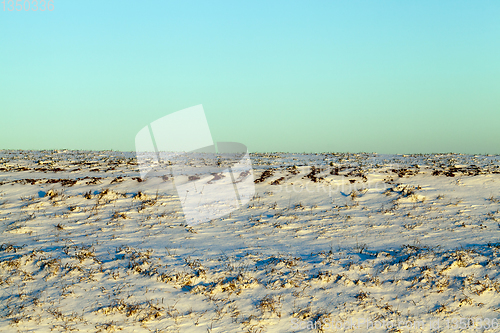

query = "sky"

[{"left": 1, "top": 1, "right": 499, "bottom": 154}]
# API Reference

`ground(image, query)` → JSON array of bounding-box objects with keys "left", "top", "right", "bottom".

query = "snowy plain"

[{"left": 1, "top": 150, "right": 500, "bottom": 332}]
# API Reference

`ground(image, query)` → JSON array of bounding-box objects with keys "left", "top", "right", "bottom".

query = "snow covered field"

[{"left": 1, "top": 150, "right": 500, "bottom": 332}]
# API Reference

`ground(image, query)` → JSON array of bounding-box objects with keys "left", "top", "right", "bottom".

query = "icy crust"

[{"left": 1, "top": 151, "right": 500, "bottom": 332}]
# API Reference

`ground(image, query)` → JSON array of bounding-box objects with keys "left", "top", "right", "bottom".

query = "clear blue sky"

[{"left": 1, "top": 1, "right": 499, "bottom": 153}]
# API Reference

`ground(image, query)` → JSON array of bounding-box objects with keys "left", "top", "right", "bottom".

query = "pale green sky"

[{"left": 1, "top": 1, "right": 499, "bottom": 153}]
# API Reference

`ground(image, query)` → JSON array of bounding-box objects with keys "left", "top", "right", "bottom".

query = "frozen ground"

[{"left": 1, "top": 150, "right": 500, "bottom": 332}]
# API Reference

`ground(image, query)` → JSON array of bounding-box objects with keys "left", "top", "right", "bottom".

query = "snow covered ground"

[{"left": 1, "top": 150, "right": 500, "bottom": 332}]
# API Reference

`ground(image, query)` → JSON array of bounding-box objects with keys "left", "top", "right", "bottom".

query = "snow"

[{"left": 1, "top": 150, "right": 500, "bottom": 332}]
